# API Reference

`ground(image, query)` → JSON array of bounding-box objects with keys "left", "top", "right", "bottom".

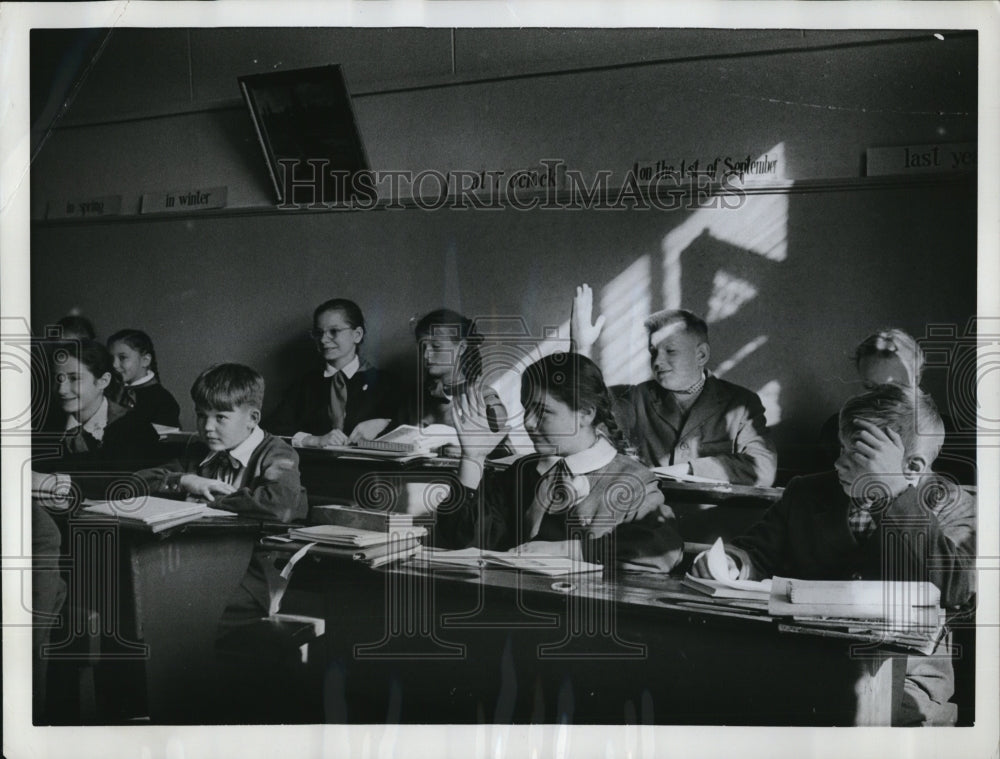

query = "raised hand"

[
  {"left": 571, "top": 284, "right": 606, "bottom": 356},
  {"left": 451, "top": 380, "right": 510, "bottom": 459}
]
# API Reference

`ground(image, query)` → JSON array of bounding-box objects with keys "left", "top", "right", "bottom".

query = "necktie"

[
  {"left": 525, "top": 460, "right": 578, "bottom": 539},
  {"left": 62, "top": 425, "right": 94, "bottom": 455},
  {"left": 204, "top": 451, "right": 242, "bottom": 486},
  {"left": 847, "top": 497, "right": 887, "bottom": 540},
  {"left": 847, "top": 503, "right": 874, "bottom": 537},
  {"left": 329, "top": 372, "right": 348, "bottom": 431}
]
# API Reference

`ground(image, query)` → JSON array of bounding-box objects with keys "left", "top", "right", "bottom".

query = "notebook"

[{"left": 417, "top": 547, "right": 603, "bottom": 576}]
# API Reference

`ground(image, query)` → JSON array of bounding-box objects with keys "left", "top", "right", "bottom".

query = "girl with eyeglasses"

[{"left": 267, "top": 299, "right": 398, "bottom": 447}]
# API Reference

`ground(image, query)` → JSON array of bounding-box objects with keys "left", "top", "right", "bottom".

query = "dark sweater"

[
  {"left": 126, "top": 378, "right": 181, "bottom": 428},
  {"left": 266, "top": 362, "right": 399, "bottom": 437}
]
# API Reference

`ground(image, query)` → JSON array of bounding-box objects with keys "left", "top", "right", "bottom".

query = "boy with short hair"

[
  {"left": 572, "top": 284, "right": 777, "bottom": 486},
  {"left": 137, "top": 364, "right": 307, "bottom": 621},
  {"left": 694, "top": 383, "right": 976, "bottom": 725}
]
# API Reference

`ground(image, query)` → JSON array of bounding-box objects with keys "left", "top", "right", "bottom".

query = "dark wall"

[{"left": 31, "top": 177, "right": 976, "bottom": 474}]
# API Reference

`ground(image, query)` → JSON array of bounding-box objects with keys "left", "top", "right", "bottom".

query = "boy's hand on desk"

[
  {"left": 690, "top": 547, "right": 750, "bottom": 580},
  {"left": 178, "top": 474, "right": 236, "bottom": 502},
  {"left": 571, "top": 284, "right": 606, "bottom": 355},
  {"left": 349, "top": 418, "right": 391, "bottom": 443},
  {"left": 317, "top": 429, "right": 350, "bottom": 448}
]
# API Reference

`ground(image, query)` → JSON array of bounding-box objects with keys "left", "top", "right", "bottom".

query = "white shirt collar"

[
  {"left": 323, "top": 354, "right": 360, "bottom": 380},
  {"left": 199, "top": 425, "right": 264, "bottom": 469},
  {"left": 128, "top": 371, "right": 156, "bottom": 387},
  {"left": 66, "top": 397, "right": 109, "bottom": 440},
  {"left": 534, "top": 435, "right": 618, "bottom": 477}
]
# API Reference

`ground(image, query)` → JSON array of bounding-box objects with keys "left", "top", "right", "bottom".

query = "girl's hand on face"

[{"left": 452, "top": 381, "right": 509, "bottom": 460}]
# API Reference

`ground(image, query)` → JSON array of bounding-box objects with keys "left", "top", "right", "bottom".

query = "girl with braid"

[{"left": 434, "top": 352, "right": 683, "bottom": 572}]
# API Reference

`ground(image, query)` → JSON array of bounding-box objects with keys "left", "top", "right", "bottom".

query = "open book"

[
  {"left": 682, "top": 538, "right": 772, "bottom": 601},
  {"left": 650, "top": 467, "right": 728, "bottom": 485},
  {"left": 83, "top": 496, "right": 236, "bottom": 533},
  {"left": 417, "top": 546, "right": 603, "bottom": 577}
]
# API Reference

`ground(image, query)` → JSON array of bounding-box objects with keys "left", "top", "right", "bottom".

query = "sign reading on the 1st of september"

[
  {"left": 141, "top": 186, "right": 228, "bottom": 214},
  {"left": 866, "top": 143, "right": 976, "bottom": 177}
]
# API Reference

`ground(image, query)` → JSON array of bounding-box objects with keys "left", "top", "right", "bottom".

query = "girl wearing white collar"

[
  {"left": 438, "top": 352, "right": 682, "bottom": 572},
  {"left": 108, "top": 328, "right": 181, "bottom": 429}
]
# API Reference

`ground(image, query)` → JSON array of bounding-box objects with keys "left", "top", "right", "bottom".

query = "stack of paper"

[
  {"left": 417, "top": 547, "right": 604, "bottom": 577},
  {"left": 288, "top": 523, "right": 426, "bottom": 546},
  {"left": 361, "top": 424, "right": 458, "bottom": 453},
  {"left": 282, "top": 523, "right": 427, "bottom": 568},
  {"left": 83, "top": 496, "right": 235, "bottom": 533},
  {"left": 768, "top": 577, "right": 943, "bottom": 628},
  {"left": 310, "top": 503, "right": 423, "bottom": 533}
]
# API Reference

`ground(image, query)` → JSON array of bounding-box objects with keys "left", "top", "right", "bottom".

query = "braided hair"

[{"left": 520, "top": 351, "right": 630, "bottom": 453}]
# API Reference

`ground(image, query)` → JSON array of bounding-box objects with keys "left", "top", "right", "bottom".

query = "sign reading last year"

[{"left": 866, "top": 142, "right": 975, "bottom": 177}]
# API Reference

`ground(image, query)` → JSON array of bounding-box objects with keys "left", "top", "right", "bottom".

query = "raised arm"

[{"left": 570, "top": 284, "right": 606, "bottom": 358}]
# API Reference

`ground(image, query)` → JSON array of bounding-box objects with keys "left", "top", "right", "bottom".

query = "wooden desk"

[
  {"left": 47, "top": 510, "right": 262, "bottom": 723},
  {"left": 279, "top": 555, "right": 908, "bottom": 726}
]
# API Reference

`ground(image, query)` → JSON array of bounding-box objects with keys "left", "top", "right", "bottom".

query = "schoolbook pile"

[
  {"left": 683, "top": 539, "right": 946, "bottom": 654},
  {"left": 265, "top": 503, "right": 428, "bottom": 568}
]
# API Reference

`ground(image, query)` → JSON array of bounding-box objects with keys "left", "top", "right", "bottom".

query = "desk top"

[{"left": 160, "top": 432, "right": 785, "bottom": 506}]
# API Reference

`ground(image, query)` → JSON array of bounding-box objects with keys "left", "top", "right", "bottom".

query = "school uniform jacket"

[
  {"left": 135, "top": 431, "right": 307, "bottom": 522},
  {"left": 266, "top": 361, "right": 398, "bottom": 437},
  {"left": 434, "top": 443, "right": 683, "bottom": 572},
  {"left": 126, "top": 378, "right": 181, "bottom": 428},
  {"left": 611, "top": 376, "right": 777, "bottom": 487},
  {"left": 137, "top": 432, "right": 307, "bottom": 622},
  {"left": 33, "top": 399, "right": 161, "bottom": 497},
  {"left": 732, "top": 471, "right": 976, "bottom": 724}
]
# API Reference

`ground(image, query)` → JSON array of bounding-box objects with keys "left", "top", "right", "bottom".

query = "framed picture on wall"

[{"left": 238, "top": 64, "right": 370, "bottom": 205}]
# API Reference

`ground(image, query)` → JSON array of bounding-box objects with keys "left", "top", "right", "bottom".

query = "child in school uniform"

[
  {"left": 391, "top": 308, "right": 521, "bottom": 457},
  {"left": 435, "top": 352, "right": 683, "bottom": 572},
  {"left": 107, "top": 329, "right": 181, "bottom": 429},
  {"left": 267, "top": 298, "right": 398, "bottom": 447},
  {"left": 32, "top": 339, "right": 160, "bottom": 488},
  {"left": 692, "top": 383, "right": 975, "bottom": 725},
  {"left": 816, "top": 328, "right": 973, "bottom": 485},
  {"left": 137, "top": 364, "right": 307, "bottom": 622},
  {"left": 571, "top": 284, "right": 777, "bottom": 486}
]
